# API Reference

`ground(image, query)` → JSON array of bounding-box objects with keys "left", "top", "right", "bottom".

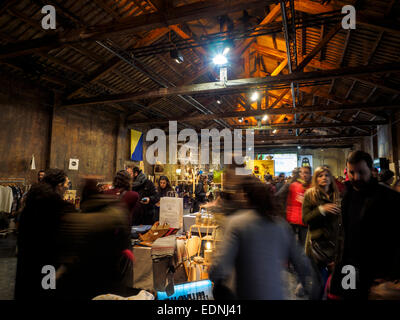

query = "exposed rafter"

[{"left": 63, "top": 62, "right": 400, "bottom": 107}]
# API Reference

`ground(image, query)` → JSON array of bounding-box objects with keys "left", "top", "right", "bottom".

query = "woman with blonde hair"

[{"left": 302, "top": 166, "right": 341, "bottom": 300}]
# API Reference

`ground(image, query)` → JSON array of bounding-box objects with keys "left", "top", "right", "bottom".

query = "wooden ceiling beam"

[
  {"left": 232, "top": 120, "right": 386, "bottom": 130},
  {"left": 67, "top": 27, "right": 170, "bottom": 98},
  {"left": 127, "top": 102, "right": 399, "bottom": 125},
  {"left": 92, "top": 0, "right": 122, "bottom": 20},
  {"left": 265, "top": 23, "right": 342, "bottom": 109},
  {"left": 254, "top": 133, "right": 370, "bottom": 142},
  {"left": 0, "top": 0, "right": 269, "bottom": 59},
  {"left": 62, "top": 62, "right": 400, "bottom": 107},
  {"left": 235, "top": 3, "right": 283, "bottom": 57}
]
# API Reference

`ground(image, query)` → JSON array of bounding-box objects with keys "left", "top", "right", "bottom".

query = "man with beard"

[
  {"left": 38, "top": 170, "right": 45, "bottom": 183},
  {"left": 329, "top": 151, "right": 400, "bottom": 299}
]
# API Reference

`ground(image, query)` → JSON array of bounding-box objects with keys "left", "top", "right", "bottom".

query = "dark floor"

[{"left": 0, "top": 233, "right": 17, "bottom": 300}]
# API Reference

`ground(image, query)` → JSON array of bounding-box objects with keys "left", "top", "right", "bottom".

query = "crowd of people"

[
  {"left": 11, "top": 150, "right": 400, "bottom": 300},
  {"left": 209, "top": 150, "right": 400, "bottom": 300}
]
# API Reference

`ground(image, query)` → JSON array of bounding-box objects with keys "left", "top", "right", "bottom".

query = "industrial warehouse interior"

[{"left": 0, "top": 0, "right": 399, "bottom": 304}]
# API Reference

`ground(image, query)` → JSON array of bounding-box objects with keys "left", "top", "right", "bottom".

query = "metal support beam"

[{"left": 63, "top": 62, "right": 400, "bottom": 107}]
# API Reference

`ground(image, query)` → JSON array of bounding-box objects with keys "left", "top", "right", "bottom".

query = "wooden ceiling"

[{"left": 1, "top": 0, "right": 400, "bottom": 148}]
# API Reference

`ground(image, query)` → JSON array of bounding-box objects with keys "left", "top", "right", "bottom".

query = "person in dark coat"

[
  {"left": 275, "top": 173, "right": 286, "bottom": 193},
  {"left": 193, "top": 175, "right": 208, "bottom": 213},
  {"left": 56, "top": 180, "right": 132, "bottom": 300},
  {"left": 131, "top": 167, "right": 159, "bottom": 225},
  {"left": 15, "top": 169, "right": 75, "bottom": 300},
  {"left": 329, "top": 151, "right": 400, "bottom": 300}
]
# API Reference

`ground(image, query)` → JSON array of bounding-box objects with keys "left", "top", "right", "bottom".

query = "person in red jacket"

[
  {"left": 286, "top": 166, "right": 312, "bottom": 249},
  {"left": 286, "top": 166, "right": 312, "bottom": 297}
]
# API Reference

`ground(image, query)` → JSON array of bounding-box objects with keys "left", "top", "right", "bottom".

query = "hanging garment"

[
  {"left": 10, "top": 186, "right": 22, "bottom": 212},
  {"left": 0, "top": 186, "right": 14, "bottom": 213}
]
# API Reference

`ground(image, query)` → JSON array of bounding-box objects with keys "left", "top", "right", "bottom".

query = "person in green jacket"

[{"left": 302, "top": 166, "right": 341, "bottom": 300}]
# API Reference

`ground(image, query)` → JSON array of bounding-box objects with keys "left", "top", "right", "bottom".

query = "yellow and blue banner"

[{"left": 131, "top": 129, "right": 143, "bottom": 161}]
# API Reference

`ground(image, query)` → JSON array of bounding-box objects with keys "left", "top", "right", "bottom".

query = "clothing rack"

[
  {"left": 0, "top": 178, "right": 28, "bottom": 193},
  {"left": 0, "top": 178, "right": 26, "bottom": 184},
  {"left": 0, "top": 178, "right": 26, "bottom": 235}
]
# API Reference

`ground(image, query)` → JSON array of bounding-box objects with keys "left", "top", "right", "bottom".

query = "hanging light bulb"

[
  {"left": 251, "top": 92, "right": 259, "bottom": 101},
  {"left": 263, "top": 115, "right": 268, "bottom": 121},
  {"left": 213, "top": 54, "right": 228, "bottom": 65}
]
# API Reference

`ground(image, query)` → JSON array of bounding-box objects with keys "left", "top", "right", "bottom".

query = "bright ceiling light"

[
  {"left": 251, "top": 92, "right": 259, "bottom": 101},
  {"left": 223, "top": 47, "right": 230, "bottom": 55},
  {"left": 298, "top": 146, "right": 301, "bottom": 149},
  {"left": 216, "top": 100, "right": 221, "bottom": 104},
  {"left": 213, "top": 54, "right": 228, "bottom": 65},
  {"left": 263, "top": 115, "right": 268, "bottom": 121},
  {"left": 272, "top": 129, "right": 277, "bottom": 134}
]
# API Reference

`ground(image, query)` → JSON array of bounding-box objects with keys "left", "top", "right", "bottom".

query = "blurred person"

[
  {"left": 209, "top": 176, "right": 312, "bottom": 300},
  {"left": 379, "top": 169, "right": 394, "bottom": 187},
  {"left": 302, "top": 166, "right": 340, "bottom": 300},
  {"left": 275, "top": 168, "right": 300, "bottom": 219},
  {"left": 264, "top": 174, "right": 276, "bottom": 194},
  {"left": 193, "top": 175, "right": 209, "bottom": 213},
  {"left": 285, "top": 166, "right": 311, "bottom": 296},
  {"left": 286, "top": 166, "right": 312, "bottom": 248},
  {"left": 275, "top": 173, "right": 286, "bottom": 192},
  {"left": 131, "top": 167, "right": 159, "bottom": 225},
  {"left": 202, "top": 163, "right": 249, "bottom": 218},
  {"left": 15, "top": 169, "right": 76, "bottom": 300},
  {"left": 337, "top": 176, "right": 345, "bottom": 183},
  {"left": 329, "top": 151, "right": 400, "bottom": 299},
  {"left": 38, "top": 170, "right": 45, "bottom": 183},
  {"left": 371, "top": 167, "right": 379, "bottom": 179},
  {"left": 334, "top": 175, "right": 345, "bottom": 197},
  {"left": 344, "top": 167, "right": 349, "bottom": 181},
  {"left": 103, "top": 170, "right": 139, "bottom": 226},
  {"left": 56, "top": 179, "right": 132, "bottom": 299}
]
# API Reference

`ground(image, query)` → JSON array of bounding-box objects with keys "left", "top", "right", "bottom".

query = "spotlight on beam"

[
  {"left": 170, "top": 49, "right": 183, "bottom": 64},
  {"left": 251, "top": 92, "right": 259, "bottom": 102}
]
